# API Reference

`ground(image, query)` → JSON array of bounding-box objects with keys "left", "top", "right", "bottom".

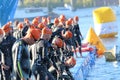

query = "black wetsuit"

[
  {"left": 13, "top": 30, "right": 23, "bottom": 40},
  {"left": 73, "top": 24, "right": 82, "bottom": 47},
  {"left": 32, "top": 39, "right": 55, "bottom": 80},
  {"left": 0, "top": 35, "right": 16, "bottom": 80},
  {"left": 12, "top": 39, "right": 31, "bottom": 80},
  {"left": 62, "top": 28, "right": 74, "bottom": 56}
]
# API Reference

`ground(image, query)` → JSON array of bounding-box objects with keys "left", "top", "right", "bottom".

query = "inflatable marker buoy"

[
  {"left": 72, "top": 43, "right": 93, "bottom": 53},
  {"left": 93, "top": 7, "right": 118, "bottom": 38},
  {"left": 85, "top": 27, "right": 106, "bottom": 56},
  {"left": 81, "top": 47, "right": 94, "bottom": 52},
  {"left": 82, "top": 42, "right": 89, "bottom": 48}
]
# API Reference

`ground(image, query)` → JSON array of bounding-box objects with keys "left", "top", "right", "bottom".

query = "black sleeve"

[
  {"left": 29, "top": 47, "right": 33, "bottom": 60},
  {"left": 76, "top": 24, "right": 83, "bottom": 37},
  {"left": 76, "top": 25, "right": 81, "bottom": 35},
  {"left": 11, "top": 37, "right": 16, "bottom": 47},
  {"left": 17, "top": 46, "right": 22, "bottom": 61},
  {"left": 0, "top": 50, "right": 2, "bottom": 65},
  {"left": 22, "top": 26, "right": 29, "bottom": 37}
]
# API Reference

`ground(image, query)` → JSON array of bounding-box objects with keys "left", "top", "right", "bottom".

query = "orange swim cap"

[
  {"left": 42, "top": 27, "right": 52, "bottom": 35},
  {"left": 2, "top": 22, "right": 12, "bottom": 33},
  {"left": 25, "top": 28, "right": 41, "bottom": 41},
  {"left": 52, "top": 37, "right": 64, "bottom": 48},
  {"left": 63, "top": 30, "right": 73, "bottom": 39},
  {"left": 38, "top": 23, "right": 45, "bottom": 30},
  {"left": 17, "top": 22, "right": 24, "bottom": 30}
]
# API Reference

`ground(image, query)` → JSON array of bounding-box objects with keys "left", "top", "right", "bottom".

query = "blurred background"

[{"left": 18, "top": 0, "right": 120, "bottom": 11}]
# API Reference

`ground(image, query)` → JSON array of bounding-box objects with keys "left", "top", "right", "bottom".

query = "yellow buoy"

[
  {"left": 86, "top": 27, "right": 106, "bottom": 56},
  {"left": 93, "top": 7, "right": 118, "bottom": 38}
]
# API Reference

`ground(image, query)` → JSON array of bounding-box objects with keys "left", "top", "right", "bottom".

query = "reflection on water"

[{"left": 87, "top": 56, "right": 120, "bottom": 80}]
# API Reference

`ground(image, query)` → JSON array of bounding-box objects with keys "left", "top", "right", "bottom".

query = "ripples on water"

[{"left": 86, "top": 56, "right": 120, "bottom": 80}]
